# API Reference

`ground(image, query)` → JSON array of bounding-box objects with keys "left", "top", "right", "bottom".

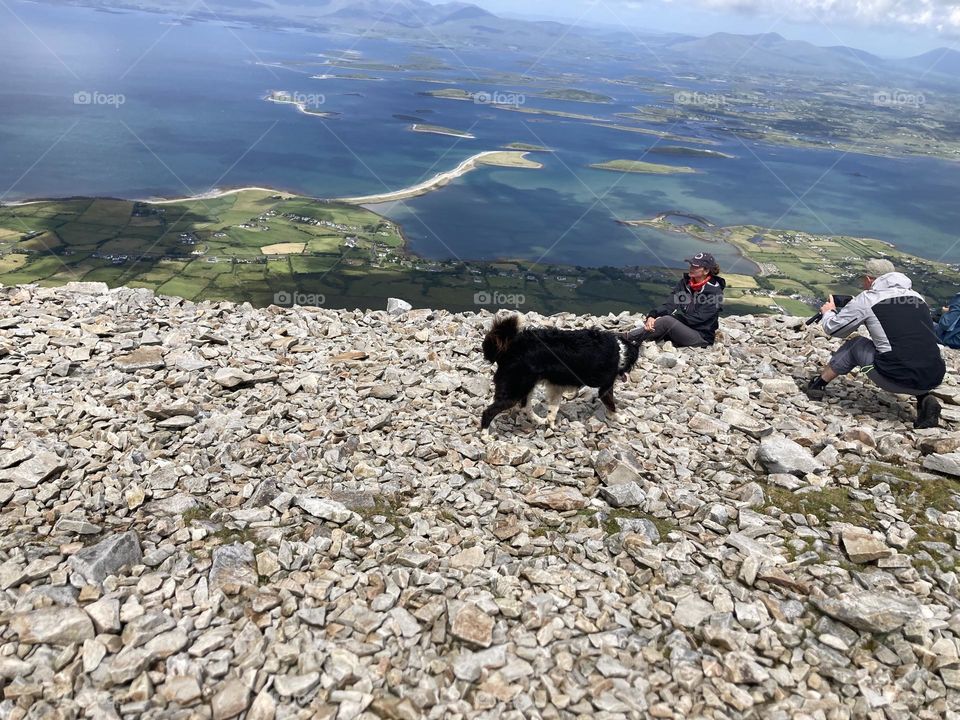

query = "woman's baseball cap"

[{"left": 684, "top": 252, "right": 716, "bottom": 268}]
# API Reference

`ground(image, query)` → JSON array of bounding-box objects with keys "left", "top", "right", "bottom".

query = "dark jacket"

[
  {"left": 822, "top": 272, "right": 945, "bottom": 390},
  {"left": 936, "top": 292, "right": 960, "bottom": 349},
  {"left": 649, "top": 274, "right": 725, "bottom": 344}
]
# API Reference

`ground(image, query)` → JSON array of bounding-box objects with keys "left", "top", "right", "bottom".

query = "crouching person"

[
  {"left": 622, "top": 252, "right": 725, "bottom": 348},
  {"left": 804, "top": 259, "right": 946, "bottom": 429}
]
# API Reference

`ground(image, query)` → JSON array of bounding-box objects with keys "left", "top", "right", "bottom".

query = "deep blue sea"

[{"left": 2, "top": 1, "right": 960, "bottom": 274}]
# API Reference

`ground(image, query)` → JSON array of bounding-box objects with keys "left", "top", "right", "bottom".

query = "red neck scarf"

[{"left": 688, "top": 274, "right": 712, "bottom": 292}]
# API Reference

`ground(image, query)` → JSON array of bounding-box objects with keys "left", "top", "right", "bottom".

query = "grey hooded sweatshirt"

[{"left": 821, "top": 272, "right": 945, "bottom": 391}]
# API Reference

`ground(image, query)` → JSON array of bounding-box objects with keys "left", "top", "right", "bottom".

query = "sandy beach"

[
  {"left": 3, "top": 151, "right": 541, "bottom": 209},
  {"left": 143, "top": 187, "right": 296, "bottom": 206},
  {"left": 410, "top": 124, "right": 476, "bottom": 139},
  {"left": 333, "top": 151, "right": 538, "bottom": 204}
]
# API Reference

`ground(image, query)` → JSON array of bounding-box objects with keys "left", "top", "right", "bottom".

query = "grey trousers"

[
  {"left": 829, "top": 336, "right": 930, "bottom": 396},
  {"left": 624, "top": 315, "right": 709, "bottom": 348}
]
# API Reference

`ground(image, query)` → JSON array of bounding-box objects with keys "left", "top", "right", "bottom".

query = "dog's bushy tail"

[{"left": 482, "top": 313, "right": 520, "bottom": 362}]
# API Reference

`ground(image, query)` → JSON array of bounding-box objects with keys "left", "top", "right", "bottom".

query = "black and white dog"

[{"left": 480, "top": 314, "right": 639, "bottom": 430}]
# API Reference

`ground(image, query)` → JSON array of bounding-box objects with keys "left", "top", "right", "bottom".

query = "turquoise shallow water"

[{"left": 2, "top": 2, "right": 959, "bottom": 272}]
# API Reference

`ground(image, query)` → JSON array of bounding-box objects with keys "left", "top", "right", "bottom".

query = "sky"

[{"left": 465, "top": 0, "right": 960, "bottom": 57}]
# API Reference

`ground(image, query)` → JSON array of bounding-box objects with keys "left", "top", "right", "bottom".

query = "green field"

[
  {"left": 624, "top": 218, "right": 960, "bottom": 313},
  {"left": 4, "top": 191, "right": 958, "bottom": 318}
]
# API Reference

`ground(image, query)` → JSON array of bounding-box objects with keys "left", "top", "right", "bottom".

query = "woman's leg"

[
  {"left": 623, "top": 316, "right": 707, "bottom": 346},
  {"left": 656, "top": 316, "right": 709, "bottom": 347}
]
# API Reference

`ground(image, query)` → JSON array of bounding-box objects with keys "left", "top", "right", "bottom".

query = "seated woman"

[
  {"left": 623, "top": 252, "right": 725, "bottom": 347},
  {"left": 936, "top": 292, "right": 960, "bottom": 349}
]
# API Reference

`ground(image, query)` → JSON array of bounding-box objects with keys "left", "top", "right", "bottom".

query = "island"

[
  {"left": 502, "top": 142, "right": 551, "bottom": 152},
  {"left": 589, "top": 160, "right": 698, "bottom": 174},
  {"left": 537, "top": 89, "right": 614, "bottom": 103},
  {"left": 264, "top": 91, "right": 339, "bottom": 118},
  {"left": 410, "top": 124, "right": 476, "bottom": 139},
  {"left": 593, "top": 123, "right": 717, "bottom": 145},
  {"left": 648, "top": 146, "right": 734, "bottom": 159}
]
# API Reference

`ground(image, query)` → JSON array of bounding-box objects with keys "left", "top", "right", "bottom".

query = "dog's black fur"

[{"left": 481, "top": 314, "right": 640, "bottom": 429}]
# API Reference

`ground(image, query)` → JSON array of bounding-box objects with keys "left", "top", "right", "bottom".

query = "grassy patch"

[
  {"left": 182, "top": 504, "right": 215, "bottom": 524},
  {"left": 764, "top": 462, "right": 960, "bottom": 563},
  {"left": 576, "top": 507, "right": 678, "bottom": 538}
]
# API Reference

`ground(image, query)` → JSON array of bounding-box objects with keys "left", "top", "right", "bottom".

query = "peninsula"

[{"left": 334, "top": 151, "right": 541, "bottom": 204}]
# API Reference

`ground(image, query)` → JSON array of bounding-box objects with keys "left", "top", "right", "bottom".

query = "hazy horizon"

[{"left": 456, "top": 0, "right": 957, "bottom": 58}]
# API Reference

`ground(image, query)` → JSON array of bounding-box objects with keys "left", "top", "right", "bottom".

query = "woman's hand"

[{"left": 644, "top": 316, "right": 657, "bottom": 332}]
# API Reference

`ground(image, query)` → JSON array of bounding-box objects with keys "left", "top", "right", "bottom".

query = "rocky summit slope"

[{"left": 0, "top": 282, "right": 959, "bottom": 720}]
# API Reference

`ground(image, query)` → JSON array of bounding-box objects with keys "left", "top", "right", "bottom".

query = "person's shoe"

[
  {"left": 803, "top": 376, "right": 828, "bottom": 401},
  {"left": 914, "top": 394, "right": 941, "bottom": 429}
]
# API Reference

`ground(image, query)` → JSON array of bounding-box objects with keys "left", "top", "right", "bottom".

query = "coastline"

[
  {"left": 0, "top": 151, "right": 540, "bottom": 209},
  {"left": 332, "top": 151, "right": 536, "bottom": 204},
  {"left": 620, "top": 213, "right": 762, "bottom": 275}
]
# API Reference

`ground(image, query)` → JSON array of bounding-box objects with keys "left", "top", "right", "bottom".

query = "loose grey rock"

[
  {"left": 449, "top": 602, "right": 494, "bottom": 648},
  {"left": 599, "top": 482, "right": 646, "bottom": 508},
  {"left": 295, "top": 496, "right": 355, "bottom": 524},
  {"left": 922, "top": 452, "right": 960, "bottom": 477},
  {"left": 758, "top": 435, "right": 825, "bottom": 476},
  {"left": 841, "top": 526, "right": 894, "bottom": 563},
  {"left": 387, "top": 298, "right": 413, "bottom": 315},
  {"left": 10, "top": 607, "right": 94, "bottom": 645},
  {"left": 209, "top": 543, "right": 257, "bottom": 592},
  {"left": 68, "top": 531, "right": 142, "bottom": 585},
  {"left": 0, "top": 451, "right": 66, "bottom": 488},
  {"left": 115, "top": 346, "right": 165, "bottom": 371},
  {"left": 813, "top": 591, "right": 919, "bottom": 633}
]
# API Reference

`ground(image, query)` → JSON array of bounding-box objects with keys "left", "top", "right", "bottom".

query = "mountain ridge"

[{"left": 1, "top": 280, "right": 958, "bottom": 717}]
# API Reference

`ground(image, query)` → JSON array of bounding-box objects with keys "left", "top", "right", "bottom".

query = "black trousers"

[{"left": 624, "top": 316, "right": 709, "bottom": 348}]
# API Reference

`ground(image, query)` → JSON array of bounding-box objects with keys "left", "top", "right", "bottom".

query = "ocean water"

[{"left": 2, "top": 1, "right": 959, "bottom": 273}]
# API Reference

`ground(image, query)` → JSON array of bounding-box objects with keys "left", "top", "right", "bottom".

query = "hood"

[{"left": 871, "top": 272, "right": 912, "bottom": 292}]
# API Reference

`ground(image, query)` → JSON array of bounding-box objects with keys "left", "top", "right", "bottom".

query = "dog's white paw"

[{"left": 525, "top": 410, "right": 547, "bottom": 426}]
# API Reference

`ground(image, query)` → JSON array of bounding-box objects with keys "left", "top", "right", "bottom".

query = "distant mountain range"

[
  {"left": 661, "top": 31, "right": 960, "bottom": 80},
  {"left": 44, "top": 0, "right": 960, "bottom": 84}
]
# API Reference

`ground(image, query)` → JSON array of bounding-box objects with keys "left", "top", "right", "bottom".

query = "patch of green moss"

[
  {"left": 352, "top": 494, "right": 411, "bottom": 536},
  {"left": 764, "top": 462, "right": 960, "bottom": 559},
  {"left": 763, "top": 484, "right": 877, "bottom": 530},
  {"left": 576, "top": 507, "right": 677, "bottom": 538},
  {"left": 182, "top": 504, "right": 214, "bottom": 524},
  {"left": 782, "top": 537, "right": 816, "bottom": 563}
]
